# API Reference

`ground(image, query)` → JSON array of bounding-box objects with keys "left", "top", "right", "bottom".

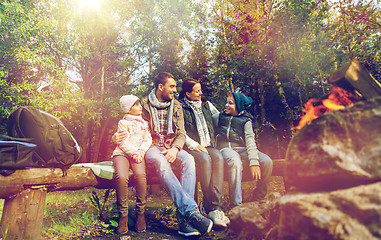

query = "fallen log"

[
  {"left": 0, "top": 159, "right": 286, "bottom": 240},
  {"left": 0, "top": 167, "right": 99, "bottom": 199}
]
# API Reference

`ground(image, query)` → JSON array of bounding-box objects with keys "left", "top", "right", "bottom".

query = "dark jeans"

[
  {"left": 188, "top": 147, "right": 224, "bottom": 213},
  {"left": 113, "top": 155, "right": 147, "bottom": 217}
]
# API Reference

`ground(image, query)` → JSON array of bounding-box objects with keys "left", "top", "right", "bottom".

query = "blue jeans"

[
  {"left": 221, "top": 147, "right": 273, "bottom": 206},
  {"left": 145, "top": 146, "right": 199, "bottom": 222},
  {"left": 188, "top": 147, "right": 224, "bottom": 213}
]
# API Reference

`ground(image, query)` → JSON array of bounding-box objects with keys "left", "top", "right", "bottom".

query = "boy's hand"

[
  {"left": 161, "top": 147, "right": 179, "bottom": 163},
  {"left": 250, "top": 165, "right": 261, "bottom": 180},
  {"left": 112, "top": 130, "right": 128, "bottom": 144}
]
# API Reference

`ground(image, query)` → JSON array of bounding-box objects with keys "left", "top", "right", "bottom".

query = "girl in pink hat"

[{"left": 111, "top": 95, "right": 152, "bottom": 234}]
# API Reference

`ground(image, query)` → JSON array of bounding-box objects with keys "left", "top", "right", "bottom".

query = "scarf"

[
  {"left": 184, "top": 97, "right": 211, "bottom": 147},
  {"left": 123, "top": 114, "right": 149, "bottom": 130},
  {"left": 148, "top": 88, "right": 174, "bottom": 134}
]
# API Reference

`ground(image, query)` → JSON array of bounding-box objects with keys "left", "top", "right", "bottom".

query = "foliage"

[
  {"left": 0, "top": 0, "right": 380, "bottom": 160},
  {"left": 90, "top": 189, "right": 111, "bottom": 221},
  {"left": 202, "top": 0, "right": 381, "bottom": 157}
]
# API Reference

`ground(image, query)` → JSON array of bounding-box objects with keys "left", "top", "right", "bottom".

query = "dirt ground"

[{"left": 80, "top": 177, "right": 285, "bottom": 240}]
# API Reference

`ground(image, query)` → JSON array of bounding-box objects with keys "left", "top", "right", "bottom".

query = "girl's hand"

[
  {"left": 134, "top": 154, "right": 144, "bottom": 163},
  {"left": 250, "top": 165, "right": 261, "bottom": 180}
]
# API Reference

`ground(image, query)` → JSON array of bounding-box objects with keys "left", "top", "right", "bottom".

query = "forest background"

[{"left": 1, "top": 0, "right": 380, "bottom": 163}]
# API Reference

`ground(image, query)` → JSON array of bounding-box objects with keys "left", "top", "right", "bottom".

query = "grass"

[
  {"left": 0, "top": 199, "right": 3, "bottom": 213},
  {"left": 42, "top": 189, "right": 118, "bottom": 240}
]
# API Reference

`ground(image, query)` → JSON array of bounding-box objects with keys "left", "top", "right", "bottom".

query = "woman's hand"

[
  {"left": 250, "top": 165, "right": 261, "bottom": 181},
  {"left": 194, "top": 144, "right": 208, "bottom": 153},
  {"left": 112, "top": 130, "right": 128, "bottom": 144}
]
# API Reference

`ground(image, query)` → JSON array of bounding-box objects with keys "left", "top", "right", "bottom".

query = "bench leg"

[{"left": 0, "top": 187, "right": 47, "bottom": 240}]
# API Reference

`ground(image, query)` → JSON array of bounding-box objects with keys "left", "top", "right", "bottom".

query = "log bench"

[{"left": 0, "top": 159, "right": 285, "bottom": 240}]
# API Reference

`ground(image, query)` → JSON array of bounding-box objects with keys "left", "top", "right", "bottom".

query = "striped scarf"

[
  {"left": 148, "top": 89, "right": 174, "bottom": 145},
  {"left": 184, "top": 98, "right": 211, "bottom": 147}
]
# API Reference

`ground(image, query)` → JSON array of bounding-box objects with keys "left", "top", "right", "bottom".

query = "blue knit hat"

[{"left": 232, "top": 92, "right": 253, "bottom": 114}]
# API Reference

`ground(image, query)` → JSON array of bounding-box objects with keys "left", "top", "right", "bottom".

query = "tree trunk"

[
  {"left": 101, "top": 65, "right": 105, "bottom": 100},
  {"left": 277, "top": 81, "right": 294, "bottom": 131},
  {"left": 92, "top": 117, "right": 111, "bottom": 162},
  {"left": 81, "top": 120, "right": 89, "bottom": 163},
  {"left": 318, "top": 67, "right": 326, "bottom": 95},
  {"left": 228, "top": 77, "right": 235, "bottom": 92},
  {"left": 297, "top": 79, "right": 304, "bottom": 109},
  {"left": 0, "top": 188, "right": 47, "bottom": 240},
  {"left": 258, "top": 77, "right": 266, "bottom": 124}
]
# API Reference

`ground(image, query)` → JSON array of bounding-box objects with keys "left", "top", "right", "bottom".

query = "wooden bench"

[{"left": 0, "top": 159, "right": 285, "bottom": 240}]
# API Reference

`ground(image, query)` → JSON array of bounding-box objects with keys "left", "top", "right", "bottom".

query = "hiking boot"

[
  {"left": 208, "top": 210, "right": 229, "bottom": 229},
  {"left": 178, "top": 221, "right": 201, "bottom": 236},
  {"left": 136, "top": 214, "right": 146, "bottom": 232},
  {"left": 187, "top": 211, "right": 213, "bottom": 235},
  {"left": 117, "top": 215, "right": 128, "bottom": 234}
]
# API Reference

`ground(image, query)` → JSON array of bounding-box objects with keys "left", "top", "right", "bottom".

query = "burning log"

[
  {"left": 294, "top": 86, "right": 360, "bottom": 130},
  {"left": 295, "top": 59, "right": 381, "bottom": 130},
  {"left": 329, "top": 59, "right": 381, "bottom": 100}
]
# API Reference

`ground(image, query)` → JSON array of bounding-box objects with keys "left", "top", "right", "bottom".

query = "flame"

[{"left": 294, "top": 86, "right": 355, "bottom": 130}]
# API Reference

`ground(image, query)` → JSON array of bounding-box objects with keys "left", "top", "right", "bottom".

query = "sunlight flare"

[{"left": 77, "top": 0, "right": 101, "bottom": 11}]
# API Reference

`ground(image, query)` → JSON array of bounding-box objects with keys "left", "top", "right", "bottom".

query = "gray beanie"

[{"left": 120, "top": 95, "right": 139, "bottom": 113}]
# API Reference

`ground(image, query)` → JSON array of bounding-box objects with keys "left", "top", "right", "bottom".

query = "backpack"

[
  {"left": 6, "top": 106, "right": 82, "bottom": 173},
  {"left": 0, "top": 135, "right": 37, "bottom": 175}
]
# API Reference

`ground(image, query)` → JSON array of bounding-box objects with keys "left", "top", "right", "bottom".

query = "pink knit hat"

[{"left": 120, "top": 95, "right": 139, "bottom": 113}]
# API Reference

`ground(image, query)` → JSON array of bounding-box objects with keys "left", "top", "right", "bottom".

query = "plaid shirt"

[{"left": 157, "top": 107, "right": 168, "bottom": 146}]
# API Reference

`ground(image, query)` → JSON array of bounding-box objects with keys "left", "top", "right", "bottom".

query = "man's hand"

[
  {"left": 161, "top": 147, "right": 179, "bottom": 163},
  {"left": 112, "top": 130, "right": 128, "bottom": 145},
  {"left": 250, "top": 165, "right": 261, "bottom": 181},
  {"left": 194, "top": 144, "right": 208, "bottom": 153}
]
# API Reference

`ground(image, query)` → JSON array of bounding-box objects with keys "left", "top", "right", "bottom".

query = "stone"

[
  {"left": 285, "top": 96, "right": 381, "bottom": 191},
  {"left": 277, "top": 182, "right": 381, "bottom": 240},
  {"left": 228, "top": 192, "right": 281, "bottom": 239}
]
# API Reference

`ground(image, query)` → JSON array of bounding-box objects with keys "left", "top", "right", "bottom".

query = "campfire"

[
  {"left": 294, "top": 59, "right": 381, "bottom": 130},
  {"left": 294, "top": 86, "right": 359, "bottom": 130},
  {"left": 280, "top": 59, "right": 381, "bottom": 240}
]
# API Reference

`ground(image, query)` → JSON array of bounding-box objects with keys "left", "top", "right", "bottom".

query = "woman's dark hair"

[{"left": 179, "top": 78, "right": 199, "bottom": 99}]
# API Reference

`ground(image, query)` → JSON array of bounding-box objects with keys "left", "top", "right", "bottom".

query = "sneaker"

[
  {"left": 223, "top": 213, "right": 230, "bottom": 225},
  {"left": 208, "top": 210, "right": 227, "bottom": 229},
  {"left": 178, "top": 221, "right": 201, "bottom": 236},
  {"left": 187, "top": 211, "right": 213, "bottom": 235}
]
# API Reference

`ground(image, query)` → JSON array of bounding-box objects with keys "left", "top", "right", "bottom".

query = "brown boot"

[
  {"left": 117, "top": 216, "right": 128, "bottom": 234},
  {"left": 136, "top": 214, "right": 146, "bottom": 232}
]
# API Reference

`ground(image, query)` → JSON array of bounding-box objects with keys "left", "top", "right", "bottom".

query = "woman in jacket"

[{"left": 180, "top": 78, "right": 230, "bottom": 229}]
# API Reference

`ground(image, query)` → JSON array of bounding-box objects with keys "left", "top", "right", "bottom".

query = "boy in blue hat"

[{"left": 213, "top": 92, "right": 273, "bottom": 206}]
